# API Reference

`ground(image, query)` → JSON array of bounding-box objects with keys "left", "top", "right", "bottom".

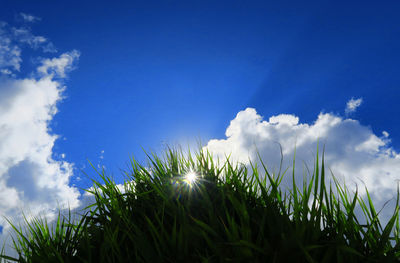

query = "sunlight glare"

[{"left": 184, "top": 171, "right": 197, "bottom": 187}]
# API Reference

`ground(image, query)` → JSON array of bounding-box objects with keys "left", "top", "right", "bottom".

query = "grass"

[{"left": 0, "top": 145, "right": 399, "bottom": 262}]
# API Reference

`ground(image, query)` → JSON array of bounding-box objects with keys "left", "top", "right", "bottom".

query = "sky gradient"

[{"left": 0, "top": 0, "right": 400, "bottom": 256}]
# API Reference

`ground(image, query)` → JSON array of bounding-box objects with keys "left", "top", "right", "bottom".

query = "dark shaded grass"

[{"left": 0, "top": 145, "right": 399, "bottom": 262}]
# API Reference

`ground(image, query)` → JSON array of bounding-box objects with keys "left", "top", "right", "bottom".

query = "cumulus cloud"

[
  {"left": 0, "top": 17, "right": 81, "bottom": 257},
  {"left": 204, "top": 108, "right": 400, "bottom": 226},
  {"left": 0, "top": 57, "right": 82, "bottom": 255},
  {"left": 345, "top": 97, "right": 363, "bottom": 114}
]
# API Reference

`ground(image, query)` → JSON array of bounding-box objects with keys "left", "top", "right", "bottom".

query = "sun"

[{"left": 183, "top": 171, "right": 198, "bottom": 187}]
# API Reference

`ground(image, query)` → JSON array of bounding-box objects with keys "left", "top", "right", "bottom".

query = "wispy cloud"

[
  {"left": 345, "top": 97, "right": 363, "bottom": 114},
  {"left": 37, "top": 50, "right": 80, "bottom": 77},
  {"left": 204, "top": 108, "right": 400, "bottom": 226},
  {"left": 12, "top": 27, "right": 57, "bottom": 53},
  {"left": 19, "top": 13, "right": 41, "bottom": 23},
  {"left": 0, "top": 23, "right": 22, "bottom": 72},
  {"left": 0, "top": 21, "right": 57, "bottom": 76}
]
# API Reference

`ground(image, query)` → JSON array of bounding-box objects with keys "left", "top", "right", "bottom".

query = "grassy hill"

[{"left": 1, "top": 146, "right": 399, "bottom": 262}]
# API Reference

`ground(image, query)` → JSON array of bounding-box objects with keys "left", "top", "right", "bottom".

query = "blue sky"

[{"left": 1, "top": 0, "right": 400, "bottom": 255}]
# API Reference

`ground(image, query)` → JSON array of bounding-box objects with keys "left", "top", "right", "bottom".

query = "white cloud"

[
  {"left": 19, "top": 13, "right": 41, "bottom": 23},
  {"left": 383, "top": 131, "right": 390, "bottom": 138},
  {"left": 37, "top": 50, "right": 80, "bottom": 78},
  {"left": 0, "top": 23, "right": 22, "bottom": 72},
  {"left": 12, "top": 27, "right": 57, "bottom": 53},
  {"left": 0, "top": 18, "right": 82, "bottom": 257},
  {"left": 0, "top": 57, "right": 83, "bottom": 255},
  {"left": 0, "top": 69, "right": 12, "bottom": 75},
  {"left": 345, "top": 97, "right": 363, "bottom": 114},
  {"left": 204, "top": 108, "right": 400, "bottom": 227},
  {"left": 0, "top": 21, "right": 57, "bottom": 76}
]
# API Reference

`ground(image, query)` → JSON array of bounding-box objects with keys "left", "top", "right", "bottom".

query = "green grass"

[{"left": 0, "top": 145, "right": 399, "bottom": 262}]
